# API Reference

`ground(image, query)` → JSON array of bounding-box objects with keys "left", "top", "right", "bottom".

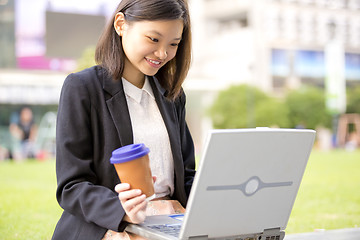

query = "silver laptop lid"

[{"left": 180, "top": 128, "right": 316, "bottom": 239}]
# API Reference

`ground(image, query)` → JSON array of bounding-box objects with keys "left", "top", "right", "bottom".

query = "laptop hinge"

[
  {"left": 189, "top": 235, "right": 209, "bottom": 240},
  {"left": 261, "top": 227, "right": 285, "bottom": 240},
  {"left": 187, "top": 229, "right": 285, "bottom": 240}
]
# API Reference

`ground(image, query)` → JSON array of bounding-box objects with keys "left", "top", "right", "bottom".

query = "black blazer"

[{"left": 52, "top": 66, "right": 196, "bottom": 240}]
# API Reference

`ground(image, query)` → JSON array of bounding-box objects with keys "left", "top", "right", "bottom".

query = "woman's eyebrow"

[{"left": 148, "top": 30, "right": 182, "bottom": 41}]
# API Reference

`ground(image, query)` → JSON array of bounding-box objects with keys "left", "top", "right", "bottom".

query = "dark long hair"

[{"left": 95, "top": 0, "right": 192, "bottom": 100}]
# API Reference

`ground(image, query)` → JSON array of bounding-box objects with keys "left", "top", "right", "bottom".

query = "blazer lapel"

[
  {"left": 102, "top": 70, "right": 133, "bottom": 146},
  {"left": 149, "top": 76, "right": 181, "bottom": 147},
  {"left": 101, "top": 71, "right": 181, "bottom": 161}
]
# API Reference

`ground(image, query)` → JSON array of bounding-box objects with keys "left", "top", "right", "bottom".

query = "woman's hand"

[{"left": 115, "top": 183, "right": 147, "bottom": 224}]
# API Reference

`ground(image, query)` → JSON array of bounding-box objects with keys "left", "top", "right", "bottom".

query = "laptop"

[{"left": 125, "top": 128, "right": 316, "bottom": 240}]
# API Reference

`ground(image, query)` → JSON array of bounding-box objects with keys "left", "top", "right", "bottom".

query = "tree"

[
  {"left": 209, "top": 85, "right": 290, "bottom": 129},
  {"left": 76, "top": 46, "right": 96, "bottom": 72},
  {"left": 346, "top": 85, "right": 360, "bottom": 114},
  {"left": 285, "top": 86, "right": 332, "bottom": 129}
]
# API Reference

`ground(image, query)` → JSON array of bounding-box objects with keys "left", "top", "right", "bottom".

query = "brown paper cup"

[{"left": 110, "top": 144, "right": 155, "bottom": 200}]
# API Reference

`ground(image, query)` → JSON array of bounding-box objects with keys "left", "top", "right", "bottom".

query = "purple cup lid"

[{"left": 110, "top": 143, "right": 150, "bottom": 164}]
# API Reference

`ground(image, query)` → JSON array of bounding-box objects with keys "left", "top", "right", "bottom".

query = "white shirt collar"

[
  {"left": 122, "top": 76, "right": 155, "bottom": 104},
  {"left": 142, "top": 76, "right": 155, "bottom": 99}
]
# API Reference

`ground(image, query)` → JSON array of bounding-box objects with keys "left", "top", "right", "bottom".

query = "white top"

[{"left": 122, "top": 77, "right": 174, "bottom": 198}]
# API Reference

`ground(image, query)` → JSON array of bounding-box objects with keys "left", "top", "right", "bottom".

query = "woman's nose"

[{"left": 155, "top": 47, "right": 167, "bottom": 60}]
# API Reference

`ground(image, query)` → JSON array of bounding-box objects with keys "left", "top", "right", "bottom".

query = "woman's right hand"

[{"left": 115, "top": 183, "right": 147, "bottom": 224}]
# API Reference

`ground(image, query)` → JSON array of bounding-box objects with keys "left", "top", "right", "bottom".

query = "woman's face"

[{"left": 114, "top": 13, "right": 183, "bottom": 87}]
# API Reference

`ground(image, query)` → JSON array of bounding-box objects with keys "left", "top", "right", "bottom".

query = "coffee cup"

[{"left": 110, "top": 143, "right": 155, "bottom": 201}]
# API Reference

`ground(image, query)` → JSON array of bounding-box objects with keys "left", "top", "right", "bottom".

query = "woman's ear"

[{"left": 114, "top": 12, "right": 126, "bottom": 36}]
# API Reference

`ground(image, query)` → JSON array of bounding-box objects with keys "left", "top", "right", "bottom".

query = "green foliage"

[
  {"left": 209, "top": 84, "right": 333, "bottom": 130},
  {"left": 346, "top": 85, "right": 360, "bottom": 114},
  {"left": 209, "top": 85, "right": 290, "bottom": 129},
  {"left": 285, "top": 86, "right": 332, "bottom": 129},
  {"left": 254, "top": 97, "right": 290, "bottom": 128},
  {"left": 76, "top": 46, "right": 96, "bottom": 71}
]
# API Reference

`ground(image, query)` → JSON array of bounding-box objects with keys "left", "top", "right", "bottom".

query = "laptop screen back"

[{"left": 180, "top": 128, "right": 316, "bottom": 239}]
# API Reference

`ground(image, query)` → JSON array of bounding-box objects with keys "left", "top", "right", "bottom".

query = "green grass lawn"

[
  {"left": 286, "top": 149, "right": 360, "bottom": 233},
  {"left": 0, "top": 160, "right": 62, "bottom": 240},
  {"left": 0, "top": 149, "right": 360, "bottom": 239}
]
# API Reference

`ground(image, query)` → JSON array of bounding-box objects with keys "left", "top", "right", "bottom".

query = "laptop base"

[{"left": 126, "top": 224, "right": 285, "bottom": 240}]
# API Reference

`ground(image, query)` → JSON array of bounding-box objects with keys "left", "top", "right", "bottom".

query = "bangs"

[{"left": 123, "top": 0, "right": 189, "bottom": 27}]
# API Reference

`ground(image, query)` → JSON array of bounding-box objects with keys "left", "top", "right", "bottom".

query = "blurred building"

[
  {"left": 0, "top": 0, "right": 108, "bottom": 158},
  {"left": 0, "top": 1, "right": 107, "bottom": 106},
  {"left": 1, "top": 0, "right": 360, "bottom": 153},
  {"left": 0, "top": 69, "right": 64, "bottom": 105},
  {"left": 185, "top": 0, "right": 360, "bottom": 149},
  {"left": 0, "top": 0, "right": 16, "bottom": 68},
  {"left": 188, "top": 0, "right": 360, "bottom": 91},
  {"left": 45, "top": 11, "right": 106, "bottom": 59}
]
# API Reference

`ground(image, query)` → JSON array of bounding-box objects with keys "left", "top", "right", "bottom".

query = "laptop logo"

[{"left": 207, "top": 176, "right": 293, "bottom": 197}]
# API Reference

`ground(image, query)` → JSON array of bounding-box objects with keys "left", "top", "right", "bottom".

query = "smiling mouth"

[{"left": 145, "top": 58, "right": 162, "bottom": 68}]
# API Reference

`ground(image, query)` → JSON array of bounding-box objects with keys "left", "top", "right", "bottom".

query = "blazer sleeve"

[
  {"left": 55, "top": 73, "right": 126, "bottom": 232},
  {"left": 176, "top": 91, "right": 196, "bottom": 197}
]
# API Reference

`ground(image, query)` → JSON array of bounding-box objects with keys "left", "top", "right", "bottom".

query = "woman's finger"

[
  {"left": 127, "top": 197, "right": 147, "bottom": 214},
  {"left": 115, "top": 183, "right": 148, "bottom": 223},
  {"left": 122, "top": 193, "right": 146, "bottom": 211},
  {"left": 118, "top": 189, "right": 142, "bottom": 202},
  {"left": 127, "top": 200, "right": 147, "bottom": 224},
  {"left": 115, "top": 183, "right": 130, "bottom": 193}
]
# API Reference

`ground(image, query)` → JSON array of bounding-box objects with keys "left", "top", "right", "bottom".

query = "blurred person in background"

[
  {"left": 9, "top": 107, "right": 37, "bottom": 161},
  {"left": 0, "top": 145, "right": 9, "bottom": 161}
]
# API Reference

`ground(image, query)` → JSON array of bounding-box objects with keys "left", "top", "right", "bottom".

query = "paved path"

[{"left": 284, "top": 228, "right": 360, "bottom": 240}]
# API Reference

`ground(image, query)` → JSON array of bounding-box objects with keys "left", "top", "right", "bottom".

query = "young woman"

[{"left": 51, "top": 0, "right": 196, "bottom": 239}]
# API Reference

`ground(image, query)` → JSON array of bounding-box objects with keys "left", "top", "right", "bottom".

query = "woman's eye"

[
  {"left": 171, "top": 43, "right": 179, "bottom": 47},
  {"left": 148, "top": 37, "right": 159, "bottom": 42}
]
